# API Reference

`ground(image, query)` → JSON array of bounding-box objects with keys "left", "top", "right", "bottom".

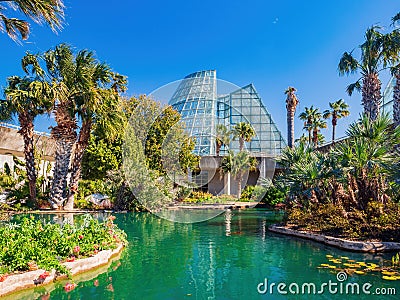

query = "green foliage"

[
  {"left": 260, "top": 185, "right": 287, "bottom": 207},
  {"left": 240, "top": 185, "right": 255, "bottom": 201},
  {"left": 279, "top": 114, "right": 400, "bottom": 239},
  {"left": 0, "top": 215, "right": 127, "bottom": 277},
  {"left": 182, "top": 191, "right": 237, "bottom": 204},
  {"left": 232, "top": 122, "right": 256, "bottom": 151},
  {"left": 75, "top": 179, "right": 113, "bottom": 209},
  {"left": 240, "top": 184, "right": 287, "bottom": 206},
  {"left": 82, "top": 136, "right": 121, "bottom": 180},
  {"left": 0, "top": 173, "right": 15, "bottom": 190},
  {"left": 285, "top": 201, "right": 400, "bottom": 240},
  {"left": 0, "top": 0, "right": 64, "bottom": 41}
]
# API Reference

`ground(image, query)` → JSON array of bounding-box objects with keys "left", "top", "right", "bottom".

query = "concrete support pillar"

[{"left": 224, "top": 172, "right": 231, "bottom": 195}]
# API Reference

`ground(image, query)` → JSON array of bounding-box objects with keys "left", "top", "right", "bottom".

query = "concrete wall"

[
  {"left": 0, "top": 126, "right": 55, "bottom": 161},
  {"left": 0, "top": 125, "right": 56, "bottom": 176}
]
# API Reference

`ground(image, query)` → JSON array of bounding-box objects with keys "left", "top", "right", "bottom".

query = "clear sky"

[{"left": 1, "top": 0, "right": 399, "bottom": 141}]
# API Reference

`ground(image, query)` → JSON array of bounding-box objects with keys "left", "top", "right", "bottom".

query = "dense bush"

[
  {"left": 285, "top": 201, "right": 400, "bottom": 240},
  {"left": 240, "top": 184, "right": 287, "bottom": 206},
  {"left": 182, "top": 191, "right": 237, "bottom": 204},
  {"left": 277, "top": 115, "right": 400, "bottom": 240},
  {"left": 0, "top": 215, "right": 127, "bottom": 277},
  {"left": 75, "top": 179, "right": 113, "bottom": 209},
  {"left": 260, "top": 185, "right": 287, "bottom": 207}
]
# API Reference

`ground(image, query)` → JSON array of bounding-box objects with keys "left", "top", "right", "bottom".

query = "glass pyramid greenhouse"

[{"left": 169, "top": 70, "right": 286, "bottom": 156}]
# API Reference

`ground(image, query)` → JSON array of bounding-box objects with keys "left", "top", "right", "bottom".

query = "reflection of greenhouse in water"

[{"left": 169, "top": 70, "right": 286, "bottom": 156}]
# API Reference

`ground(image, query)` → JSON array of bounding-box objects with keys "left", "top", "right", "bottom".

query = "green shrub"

[
  {"left": 240, "top": 185, "right": 255, "bottom": 202},
  {"left": 0, "top": 215, "right": 127, "bottom": 277},
  {"left": 260, "top": 185, "right": 287, "bottom": 207},
  {"left": 75, "top": 179, "right": 113, "bottom": 209},
  {"left": 183, "top": 191, "right": 214, "bottom": 203}
]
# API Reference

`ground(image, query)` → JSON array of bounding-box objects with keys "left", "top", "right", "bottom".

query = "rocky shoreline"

[
  {"left": 0, "top": 244, "right": 124, "bottom": 297},
  {"left": 268, "top": 225, "right": 400, "bottom": 253}
]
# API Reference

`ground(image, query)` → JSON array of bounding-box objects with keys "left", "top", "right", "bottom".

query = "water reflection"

[{"left": 8, "top": 210, "right": 400, "bottom": 300}]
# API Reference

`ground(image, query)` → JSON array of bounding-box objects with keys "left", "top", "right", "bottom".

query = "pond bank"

[
  {"left": 167, "top": 201, "right": 260, "bottom": 210},
  {"left": 269, "top": 225, "right": 400, "bottom": 253},
  {"left": 0, "top": 244, "right": 124, "bottom": 297}
]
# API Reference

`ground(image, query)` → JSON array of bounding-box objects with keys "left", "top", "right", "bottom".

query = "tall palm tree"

[
  {"left": 1, "top": 76, "right": 52, "bottom": 204},
  {"left": 233, "top": 122, "right": 255, "bottom": 151},
  {"left": 220, "top": 150, "right": 257, "bottom": 198},
  {"left": 0, "top": 0, "right": 64, "bottom": 41},
  {"left": 285, "top": 87, "right": 299, "bottom": 148},
  {"left": 338, "top": 26, "right": 396, "bottom": 121},
  {"left": 20, "top": 44, "right": 126, "bottom": 209},
  {"left": 64, "top": 61, "right": 127, "bottom": 210},
  {"left": 392, "top": 67, "right": 400, "bottom": 128},
  {"left": 388, "top": 21, "right": 400, "bottom": 128},
  {"left": 215, "top": 124, "right": 231, "bottom": 156},
  {"left": 323, "top": 99, "right": 350, "bottom": 143},
  {"left": 299, "top": 106, "right": 319, "bottom": 144}
]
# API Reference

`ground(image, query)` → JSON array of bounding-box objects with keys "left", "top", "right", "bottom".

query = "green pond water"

[{"left": 8, "top": 210, "right": 400, "bottom": 299}]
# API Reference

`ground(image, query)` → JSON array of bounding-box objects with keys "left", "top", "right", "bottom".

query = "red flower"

[
  {"left": 73, "top": 246, "right": 80, "bottom": 253},
  {"left": 66, "top": 256, "right": 75, "bottom": 262},
  {"left": 64, "top": 282, "right": 77, "bottom": 292},
  {"left": 39, "top": 271, "right": 50, "bottom": 280},
  {"left": 78, "top": 235, "right": 83, "bottom": 239},
  {"left": 0, "top": 274, "right": 8, "bottom": 282}
]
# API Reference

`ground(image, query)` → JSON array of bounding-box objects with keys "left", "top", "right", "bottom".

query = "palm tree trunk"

[
  {"left": 393, "top": 73, "right": 400, "bottom": 128},
  {"left": 237, "top": 172, "right": 242, "bottom": 199},
  {"left": 50, "top": 102, "right": 77, "bottom": 209},
  {"left": 287, "top": 111, "right": 295, "bottom": 148},
  {"left": 65, "top": 120, "right": 92, "bottom": 210},
  {"left": 308, "top": 129, "right": 312, "bottom": 145},
  {"left": 332, "top": 115, "right": 337, "bottom": 144},
  {"left": 216, "top": 142, "right": 221, "bottom": 156},
  {"left": 312, "top": 129, "right": 318, "bottom": 148},
  {"left": 239, "top": 137, "right": 244, "bottom": 151},
  {"left": 362, "top": 72, "right": 382, "bottom": 121},
  {"left": 18, "top": 113, "right": 37, "bottom": 205}
]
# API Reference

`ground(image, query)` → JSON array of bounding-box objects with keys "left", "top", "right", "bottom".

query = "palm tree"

[
  {"left": 334, "top": 114, "right": 400, "bottom": 209},
  {"left": 233, "top": 122, "right": 255, "bottom": 151},
  {"left": 215, "top": 124, "right": 231, "bottom": 156},
  {"left": 310, "top": 117, "right": 327, "bottom": 148},
  {"left": 19, "top": 45, "right": 126, "bottom": 210},
  {"left": 299, "top": 106, "right": 319, "bottom": 144},
  {"left": 285, "top": 87, "right": 299, "bottom": 148},
  {"left": 388, "top": 23, "right": 400, "bottom": 128},
  {"left": 338, "top": 26, "right": 397, "bottom": 121},
  {"left": 0, "top": 0, "right": 64, "bottom": 41},
  {"left": 323, "top": 99, "right": 350, "bottom": 143},
  {"left": 221, "top": 150, "right": 257, "bottom": 198},
  {"left": 64, "top": 61, "right": 127, "bottom": 210},
  {"left": 1, "top": 76, "right": 52, "bottom": 204}
]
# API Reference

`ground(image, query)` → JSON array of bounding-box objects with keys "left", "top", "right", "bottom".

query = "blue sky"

[{"left": 1, "top": 0, "right": 399, "bottom": 141}]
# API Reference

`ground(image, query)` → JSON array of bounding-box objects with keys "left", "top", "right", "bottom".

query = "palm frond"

[
  {"left": 338, "top": 51, "right": 359, "bottom": 75},
  {"left": 346, "top": 81, "right": 361, "bottom": 96},
  {"left": 0, "top": 15, "right": 29, "bottom": 41},
  {"left": 392, "top": 12, "right": 400, "bottom": 26}
]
